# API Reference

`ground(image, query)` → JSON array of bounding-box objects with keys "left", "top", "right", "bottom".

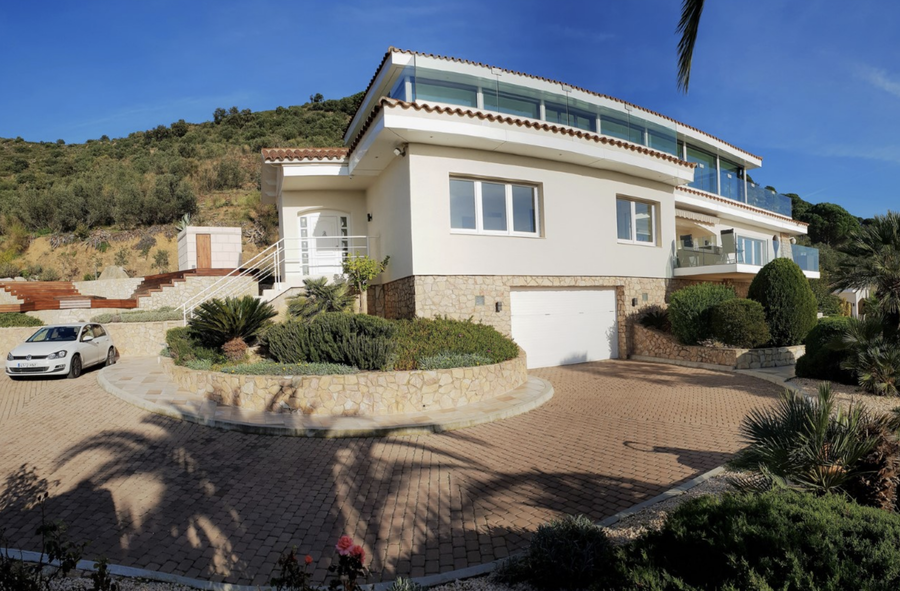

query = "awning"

[{"left": 675, "top": 208, "right": 719, "bottom": 225}]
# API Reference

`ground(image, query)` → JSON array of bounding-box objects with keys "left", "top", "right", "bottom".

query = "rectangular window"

[
  {"left": 616, "top": 198, "right": 656, "bottom": 245},
  {"left": 449, "top": 179, "right": 477, "bottom": 230},
  {"left": 686, "top": 145, "right": 718, "bottom": 193},
  {"left": 413, "top": 78, "right": 478, "bottom": 108},
  {"left": 449, "top": 178, "right": 540, "bottom": 237},
  {"left": 484, "top": 90, "right": 540, "bottom": 119}
]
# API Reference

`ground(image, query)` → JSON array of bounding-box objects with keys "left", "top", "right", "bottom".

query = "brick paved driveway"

[{"left": 0, "top": 361, "right": 780, "bottom": 585}]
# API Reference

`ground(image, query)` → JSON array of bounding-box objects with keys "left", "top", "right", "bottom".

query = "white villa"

[{"left": 258, "top": 48, "right": 818, "bottom": 369}]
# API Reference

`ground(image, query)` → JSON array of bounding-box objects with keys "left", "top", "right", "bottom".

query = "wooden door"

[{"left": 197, "top": 234, "right": 212, "bottom": 269}]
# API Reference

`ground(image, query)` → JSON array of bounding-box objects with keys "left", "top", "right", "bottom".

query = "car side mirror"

[{"left": 82, "top": 334, "right": 94, "bottom": 342}]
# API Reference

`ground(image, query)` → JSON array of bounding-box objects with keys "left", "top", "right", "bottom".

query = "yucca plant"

[
  {"left": 188, "top": 295, "right": 276, "bottom": 349},
  {"left": 287, "top": 277, "right": 355, "bottom": 321},
  {"left": 730, "top": 383, "right": 881, "bottom": 496}
]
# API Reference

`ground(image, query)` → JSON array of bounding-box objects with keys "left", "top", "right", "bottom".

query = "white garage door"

[{"left": 510, "top": 288, "right": 618, "bottom": 369}]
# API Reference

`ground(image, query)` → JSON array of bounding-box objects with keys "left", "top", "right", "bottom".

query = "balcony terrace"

[{"left": 675, "top": 231, "right": 819, "bottom": 280}]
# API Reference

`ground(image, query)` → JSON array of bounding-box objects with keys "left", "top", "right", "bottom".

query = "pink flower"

[
  {"left": 335, "top": 535, "right": 354, "bottom": 556},
  {"left": 305, "top": 555, "right": 313, "bottom": 565},
  {"left": 350, "top": 544, "right": 366, "bottom": 563}
]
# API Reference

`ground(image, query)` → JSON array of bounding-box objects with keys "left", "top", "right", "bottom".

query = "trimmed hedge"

[
  {"left": 795, "top": 316, "right": 856, "bottom": 384},
  {"left": 393, "top": 317, "right": 519, "bottom": 371},
  {"left": 748, "top": 258, "right": 817, "bottom": 346},
  {"left": 91, "top": 307, "right": 182, "bottom": 323},
  {"left": 418, "top": 352, "right": 492, "bottom": 370},
  {"left": 710, "top": 298, "right": 770, "bottom": 348},
  {"left": 615, "top": 489, "right": 900, "bottom": 590},
  {"left": 0, "top": 313, "right": 43, "bottom": 327},
  {"left": 668, "top": 283, "right": 735, "bottom": 345},
  {"left": 264, "top": 313, "right": 397, "bottom": 371},
  {"left": 219, "top": 362, "right": 357, "bottom": 376}
]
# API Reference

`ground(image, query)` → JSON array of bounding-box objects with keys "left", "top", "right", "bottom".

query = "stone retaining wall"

[
  {"left": 0, "top": 321, "right": 180, "bottom": 358},
  {"left": 165, "top": 350, "right": 529, "bottom": 416},
  {"left": 632, "top": 323, "right": 804, "bottom": 369},
  {"left": 74, "top": 278, "right": 144, "bottom": 300}
]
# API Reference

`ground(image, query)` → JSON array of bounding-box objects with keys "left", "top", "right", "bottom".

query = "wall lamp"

[{"left": 495, "top": 301, "right": 503, "bottom": 313}]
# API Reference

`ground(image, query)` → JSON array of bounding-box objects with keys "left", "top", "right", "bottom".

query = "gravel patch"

[{"left": 791, "top": 377, "right": 900, "bottom": 416}]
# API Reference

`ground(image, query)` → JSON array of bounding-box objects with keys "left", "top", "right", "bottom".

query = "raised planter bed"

[
  {"left": 632, "top": 323, "right": 804, "bottom": 370},
  {"left": 164, "top": 350, "right": 528, "bottom": 416}
]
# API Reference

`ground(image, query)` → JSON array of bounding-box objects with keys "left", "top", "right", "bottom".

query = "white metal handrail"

[
  {"left": 179, "top": 238, "right": 284, "bottom": 324},
  {"left": 177, "top": 235, "right": 372, "bottom": 325}
]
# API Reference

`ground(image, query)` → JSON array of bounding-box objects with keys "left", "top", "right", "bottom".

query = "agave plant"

[
  {"left": 188, "top": 295, "right": 276, "bottom": 349},
  {"left": 730, "top": 383, "right": 880, "bottom": 496},
  {"left": 287, "top": 277, "right": 355, "bottom": 321}
]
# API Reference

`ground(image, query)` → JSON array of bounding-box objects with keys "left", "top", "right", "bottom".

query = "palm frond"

[{"left": 676, "top": 0, "right": 706, "bottom": 93}]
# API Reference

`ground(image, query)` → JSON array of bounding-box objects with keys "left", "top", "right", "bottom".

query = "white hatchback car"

[{"left": 6, "top": 323, "right": 116, "bottom": 379}]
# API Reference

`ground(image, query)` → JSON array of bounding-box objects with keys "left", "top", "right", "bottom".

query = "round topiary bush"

[
  {"left": 794, "top": 316, "right": 855, "bottom": 384},
  {"left": 668, "top": 283, "right": 735, "bottom": 345},
  {"left": 710, "top": 298, "right": 770, "bottom": 348},
  {"left": 748, "top": 258, "right": 817, "bottom": 346}
]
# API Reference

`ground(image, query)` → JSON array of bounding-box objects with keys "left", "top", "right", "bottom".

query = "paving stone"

[{"left": 0, "top": 361, "right": 779, "bottom": 584}]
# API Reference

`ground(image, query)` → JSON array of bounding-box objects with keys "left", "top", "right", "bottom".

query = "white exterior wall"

[
  {"left": 364, "top": 157, "right": 413, "bottom": 283},
  {"left": 404, "top": 144, "right": 676, "bottom": 278},
  {"left": 177, "top": 226, "right": 243, "bottom": 270},
  {"left": 278, "top": 189, "right": 368, "bottom": 280}
]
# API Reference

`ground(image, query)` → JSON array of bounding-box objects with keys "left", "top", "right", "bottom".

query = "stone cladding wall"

[
  {"left": 0, "top": 321, "right": 180, "bottom": 358},
  {"left": 367, "top": 276, "right": 416, "bottom": 319},
  {"left": 632, "top": 323, "right": 805, "bottom": 369},
  {"left": 137, "top": 276, "right": 257, "bottom": 310},
  {"left": 370, "top": 275, "right": 679, "bottom": 356},
  {"left": 165, "top": 350, "right": 528, "bottom": 416}
]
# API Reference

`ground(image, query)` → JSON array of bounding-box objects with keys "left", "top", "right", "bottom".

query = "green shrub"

[
  {"left": 710, "top": 298, "right": 770, "bottom": 348},
  {"left": 748, "top": 258, "right": 817, "bottom": 346},
  {"left": 496, "top": 514, "right": 611, "bottom": 590},
  {"left": 219, "top": 362, "right": 357, "bottom": 376},
  {"left": 393, "top": 317, "right": 519, "bottom": 370},
  {"left": 616, "top": 489, "right": 900, "bottom": 590},
  {"left": 795, "top": 316, "right": 855, "bottom": 384},
  {"left": 91, "top": 307, "right": 182, "bottom": 323},
  {"left": 637, "top": 305, "right": 670, "bottom": 332},
  {"left": 0, "top": 261, "right": 20, "bottom": 278},
  {"left": 811, "top": 278, "right": 845, "bottom": 316},
  {"left": 165, "top": 326, "right": 226, "bottom": 365},
  {"left": 386, "top": 577, "right": 423, "bottom": 591},
  {"left": 188, "top": 295, "right": 276, "bottom": 348},
  {"left": 265, "top": 313, "right": 397, "bottom": 371},
  {"left": 667, "top": 283, "right": 735, "bottom": 345},
  {"left": 0, "top": 313, "right": 43, "bottom": 327},
  {"left": 418, "top": 352, "right": 492, "bottom": 370}
]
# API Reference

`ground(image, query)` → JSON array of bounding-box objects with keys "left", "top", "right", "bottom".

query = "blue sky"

[{"left": 1, "top": 1, "right": 898, "bottom": 218}]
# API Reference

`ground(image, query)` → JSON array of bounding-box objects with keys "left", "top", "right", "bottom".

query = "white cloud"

[{"left": 857, "top": 64, "right": 900, "bottom": 99}]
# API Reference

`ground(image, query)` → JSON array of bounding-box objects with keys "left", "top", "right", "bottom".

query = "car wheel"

[
  {"left": 68, "top": 355, "right": 82, "bottom": 379},
  {"left": 105, "top": 347, "right": 116, "bottom": 367}
]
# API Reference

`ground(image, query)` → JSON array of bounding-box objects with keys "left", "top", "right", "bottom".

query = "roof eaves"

[
  {"left": 676, "top": 186, "right": 806, "bottom": 225},
  {"left": 362, "top": 98, "right": 696, "bottom": 169}
]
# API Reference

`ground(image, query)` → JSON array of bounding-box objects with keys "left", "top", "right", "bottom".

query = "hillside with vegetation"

[
  {"left": 0, "top": 93, "right": 362, "bottom": 280},
  {"left": 0, "top": 91, "right": 874, "bottom": 284}
]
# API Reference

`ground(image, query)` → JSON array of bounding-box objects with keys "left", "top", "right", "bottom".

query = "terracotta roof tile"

[
  {"left": 346, "top": 98, "right": 696, "bottom": 169},
  {"left": 676, "top": 186, "right": 807, "bottom": 225},
  {"left": 351, "top": 47, "right": 762, "bottom": 162},
  {"left": 261, "top": 148, "right": 348, "bottom": 162}
]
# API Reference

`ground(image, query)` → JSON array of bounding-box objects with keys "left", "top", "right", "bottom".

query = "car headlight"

[
  {"left": 47, "top": 350, "right": 68, "bottom": 360},
  {"left": 6, "top": 352, "right": 11, "bottom": 361}
]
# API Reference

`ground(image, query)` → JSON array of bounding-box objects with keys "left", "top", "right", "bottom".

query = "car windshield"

[{"left": 26, "top": 326, "right": 79, "bottom": 342}]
